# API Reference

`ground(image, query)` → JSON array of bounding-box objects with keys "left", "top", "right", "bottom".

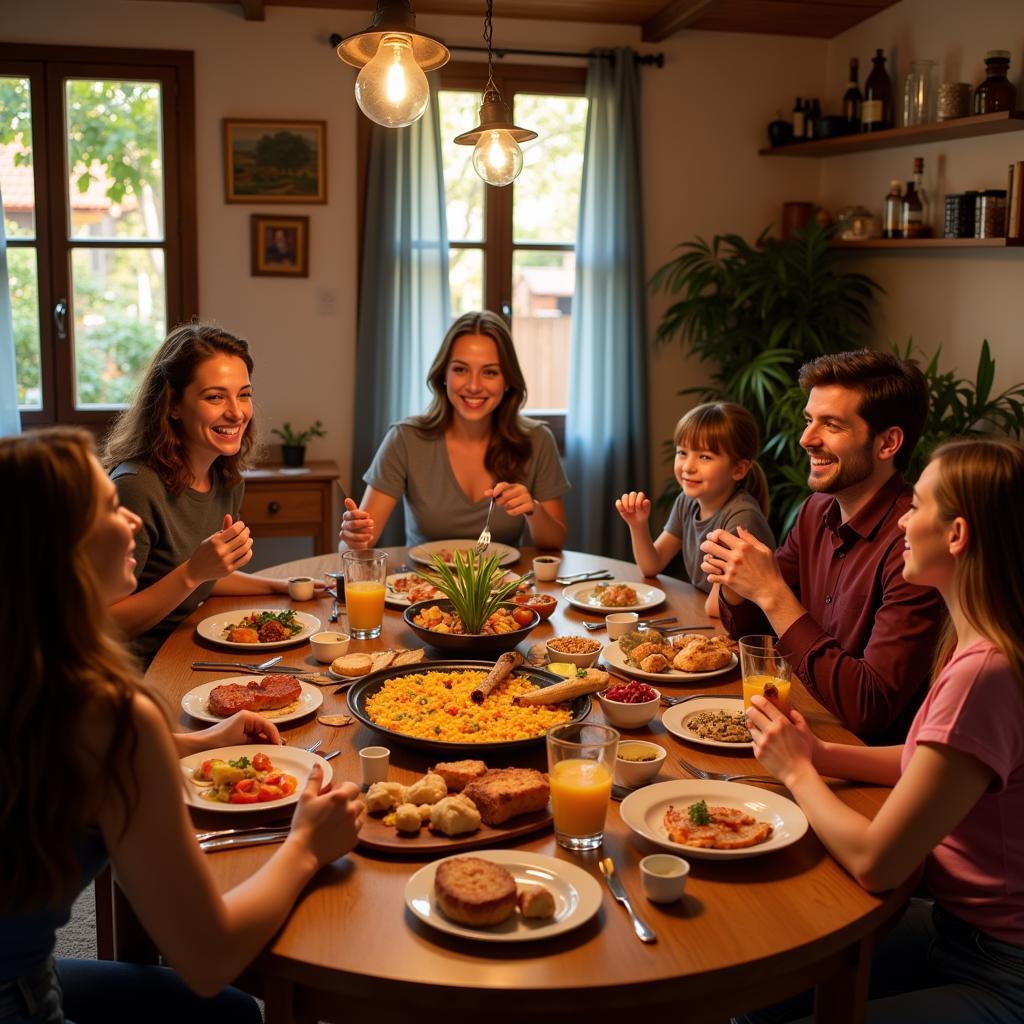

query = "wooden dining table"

[{"left": 131, "top": 546, "right": 914, "bottom": 1024}]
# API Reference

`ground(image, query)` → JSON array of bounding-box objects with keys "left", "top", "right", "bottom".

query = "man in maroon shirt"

[{"left": 701, "top": 350, "right": 946, "bottom": 743}]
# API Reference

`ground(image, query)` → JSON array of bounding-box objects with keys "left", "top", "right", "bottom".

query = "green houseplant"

[{"left": 271, "top": 420, "right": 326, "bottom": 468}]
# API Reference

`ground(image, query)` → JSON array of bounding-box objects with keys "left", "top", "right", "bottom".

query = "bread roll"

[{"left": 435, "top": 857, "right": 517, "bottom": 927}]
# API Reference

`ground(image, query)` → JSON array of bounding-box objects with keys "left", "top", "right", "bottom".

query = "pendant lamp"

[
  {"left": 336, "top": 0, "right": 450, "bottom": 128},
  {"left": 453, "top": 0, "right": 536, "bottom": 187}
]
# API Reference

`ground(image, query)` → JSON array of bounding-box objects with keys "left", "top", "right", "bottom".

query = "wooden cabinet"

[{"left": 240, "top": 461, "right": 340, "bottom": 555}]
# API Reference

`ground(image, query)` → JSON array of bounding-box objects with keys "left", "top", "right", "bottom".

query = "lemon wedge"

[{"left": 547, "top": 662, "right": 576, "bottom": 678}]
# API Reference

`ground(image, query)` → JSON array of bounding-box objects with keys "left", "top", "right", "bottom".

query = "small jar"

[
  {"left": 903, "top": 59, "right": 935, "bottom": 126},
  {"left": 974, "top": 50, "right": 1017, "bottom": 114},
  {"left": 937, "top": 82, "right": 971, "bottom": 120},
  {"left": 975, "top": 190, "right": 1007, "bottom": 238}
]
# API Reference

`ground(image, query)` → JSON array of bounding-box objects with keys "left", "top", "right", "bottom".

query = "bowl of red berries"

[{"left": 596, "top": 678, "right": 661, "bottom": 729}]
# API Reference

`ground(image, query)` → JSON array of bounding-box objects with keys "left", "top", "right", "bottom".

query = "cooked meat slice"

[{"left": 207, "top": 674, "right": 301, "bottom": 717}]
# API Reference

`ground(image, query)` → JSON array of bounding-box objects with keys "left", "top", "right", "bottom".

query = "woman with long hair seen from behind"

[
  {"left": 340, "top": 310, "right": 569, "bottom": 551},
  {"left": 103, "top": 322, "right": 308, "bottom": 660},
  {"left": 0, "top": 428, "right": 363, "bottom": 1024},
  {"left": 742, "top": 438, "right": 1024, "bottom": 1024}
]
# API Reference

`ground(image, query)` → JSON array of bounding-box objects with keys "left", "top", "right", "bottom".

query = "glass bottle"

[
  {"left": 883, "top": 179, "right": 903, "bottom": 238},
  {"left": 974, "top": 51, "right": 1017, "bottom": 114},
  {"left": 843, "top": 58, "right": 863, "bottom": 130},
  {"left": 901, "top": 180, "right": 923, "bottom": 238},
  {"left": 910, "top": 157, "right": 930, "bottom": 236},
  {"left": 903, "top": 58, "right": 935, "bottom": 126},
  {"left": 792, "top": 97, "right": 805, "bottom": 138},
  {"left": 807, "top": 99, "right": 822, "bottom": 139},
  {"left": 863, "top": 49, "right": 893, "bottom": 131}
]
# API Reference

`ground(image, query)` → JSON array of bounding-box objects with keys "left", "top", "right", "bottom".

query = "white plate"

[
  {"left": 404, "top": 849, "right": 602, "bottom": 942},
  {"left": 619, "top": 780, "right": 808, "bottom": 860},
  {"left": 181, "top": 677, "right": 323, "bottom": 725},
  {"left": 408, "top": 539, "right": 520, "bottom": 568},
  {"left": 662, "top": 696, "right": 752, "bottom": 750},
  {"left": 196, "top": 609, "right": 321, "bottom": 650},
  {"left": 384, "top": 571, "right": 445, "bottom": 608},
  {"left": 602, "top": 640, "right": 738, "bottom": 683},
  {"left": 179, "top": 744, "right": 330, "bottom": 814},
  {"left": 561, "top": 580, "right": 666, "bottom": 614}
]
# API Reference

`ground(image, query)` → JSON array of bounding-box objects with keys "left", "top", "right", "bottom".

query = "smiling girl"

[
  {"left": 103, "top": 323, "right": 298, "bottom": 660},
  {"left": 616, "top": 402, "right": 774, "bottom": 616}
]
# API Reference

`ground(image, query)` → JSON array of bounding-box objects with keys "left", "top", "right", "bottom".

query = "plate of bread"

[
  {"left": 328, "top": 647, "right": 427, "bottom": 681},
  {"left": 404, "top": 849, "right": 602, "bottom": 941},
  {"left": 602, "top": 631, "right": 738, "bottom": 682}
]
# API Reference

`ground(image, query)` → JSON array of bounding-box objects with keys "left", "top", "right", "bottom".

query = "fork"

[
  {"left": 583, "top": 615, "right": 677, "bottom": 632},
  {"left": 473, "top": 498, "right": 495, "bottom": 556},
  {"left": 676, "top": 755, "right": 783, "bottom": 786}
]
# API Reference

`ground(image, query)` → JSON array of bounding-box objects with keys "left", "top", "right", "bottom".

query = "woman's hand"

[
  {"left": 615, "top": 491, "right": 652, "bottom": 527},
  {"left": 339, "top": 497, "right": 375, "bottom": 549},
  {"left": 173, "top": 711, "right": 282, "bottom": 756},
  {"left": 746, "top": 696, "right": 820, "bottom": 785},
  {"left": 288, "top": 764, "right": 365, "bottom": 869},
  {"left": 185, "top": 514, "right": 253, "bottom": 586},
  {"left": 488, "top": 481, "right": 535, "bottom": 518}
]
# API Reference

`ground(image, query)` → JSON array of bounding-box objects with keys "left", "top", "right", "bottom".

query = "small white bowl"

[
  {"left": 614, "top": 739, "right": 667, "bottom": 787},
  {"left": 597, "top": 685, "right": 661, "bottom": 729},
  {"left": 606, "top": 611, "right": 639, "bottom": 639},
  {"left": 640, "top": 854, "right": 690, "bottom": 903},
  {"left": 309, "top": 631, "right": 350, "bottom": 663},
  {"left": 545, "top": 636, "right": 602, "bottom": 669},
  {"left": 533, "top": 555, "right": 562, "bottom": 582},
  {"left": 287, "top": 576, "right": 316, "bottom": 601}
]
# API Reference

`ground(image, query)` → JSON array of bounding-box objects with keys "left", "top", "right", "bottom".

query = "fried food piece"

[
  {"left": 672, "top": 637, "right": 733, "bottom": 672},
  {"left": 430, "top": 759, "right": 488, "bottom": 791},
  {"left": 365, "top": 781, "right": 408, "bottom": 814},
  {"left": 226, "top": 626, "right": 259, "bottom": 644},
  {"left": 512, "top": 668, "right": 609, "bottom": 707},
  {"left": 393, "top": 803, "right": 423, "bottom": 833},
  {"left": 461, "top": 768, "right": 550, "bottom": 826},
  {"left": 331, "top": 653, "right": 373, "bottom": 676},
  {"left": 429, "top": 794, "right": 482, "bottom": 837},
  {"left": 629, "top": 641, "right": 664, "bottom": 663},
  {"left": 639, "top": 653, "right": 669, "bottom": 674},
  {"left": 405, "top": 772, "right": 447, "bottom": 805},
  {"left": 663, "top": 804, "right": 773, "bottom": 849},
  {"left": 517, "top": 885, "right": 556, "bottom": 920},
  {"left": 435, "top": 856, "right": 516, "bottom": 927}
]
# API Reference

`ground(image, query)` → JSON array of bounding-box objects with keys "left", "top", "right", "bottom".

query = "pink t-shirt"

[{"left": 901, "top": 639, "right": 1024, "bottom": 944}]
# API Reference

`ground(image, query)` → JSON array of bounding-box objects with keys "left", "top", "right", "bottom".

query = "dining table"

[{"left": 114, "top": 546, "right": 914, "bottom": 1024}]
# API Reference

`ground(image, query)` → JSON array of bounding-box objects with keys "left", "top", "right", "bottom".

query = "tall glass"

[
  {"left": 739, "top": 635, "right": 793, "bottom": 715},
  {"left": 342, "top": 549, "right": 387, "bottom": 639},
  {"left": 546, "top": 722, "right": 618, "bottom": 851},
  {"left": 903, "top": 59, "right": 935, "bottom": 126}
]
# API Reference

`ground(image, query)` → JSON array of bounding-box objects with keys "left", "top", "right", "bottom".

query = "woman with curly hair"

[
  {"left": 340, "top": 310, "right": 569, "bottom": 551},
  {"left": 0, "top": 428, "right": 363, "bottom": 1024}
]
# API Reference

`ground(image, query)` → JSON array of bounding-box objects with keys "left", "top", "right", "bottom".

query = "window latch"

[{"left": 53, "top": 300, "right": 68, "bottom": 340}]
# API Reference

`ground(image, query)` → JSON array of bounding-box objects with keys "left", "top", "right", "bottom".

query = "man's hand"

[{"left": 700, "top": 526, "right": 784, "bottom": 604}]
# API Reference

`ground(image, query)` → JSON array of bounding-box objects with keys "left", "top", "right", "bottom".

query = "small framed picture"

[
  {"left": 224, "top": 118, "right": 326, "bottom": 203},
  {"left": 251, "top": 214, "right": 309, "bottom": 277}
]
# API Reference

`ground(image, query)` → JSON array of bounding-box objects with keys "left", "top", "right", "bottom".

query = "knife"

[
  {"left": 200, "top": 830, "right": 289, "bottom": 853},
  {"left": 555, "top": 570, "right": 614, "bottom": 585},
  {"left": 599, "top": 857, "right": 657, "bottom": 943},
  {"left": 191, "top": 661, "right": 308, "bottom": 674}
]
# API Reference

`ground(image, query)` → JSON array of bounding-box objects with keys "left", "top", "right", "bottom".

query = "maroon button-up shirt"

[{"left": 720, "top": 472, "right": 946, "bottom": 743}]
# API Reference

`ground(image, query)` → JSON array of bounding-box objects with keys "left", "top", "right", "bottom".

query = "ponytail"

[{"left": 739, "top": 460, "right": 770, "bottom": 517}]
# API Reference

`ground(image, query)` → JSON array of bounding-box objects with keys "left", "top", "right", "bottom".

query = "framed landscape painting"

[
  {"left": 251, "top": 214, "right": 309, "bottom": 277},
  {"left": 224, "top": 119, "right": 326, "bottom": 203}
]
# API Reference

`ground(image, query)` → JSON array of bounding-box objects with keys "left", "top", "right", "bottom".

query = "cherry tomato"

[
  {"left": 512, "top": 607, "right": 534, "bottom": 627},
  {"left": 252, "top": 752, "right": 272, "bottom": 772}
]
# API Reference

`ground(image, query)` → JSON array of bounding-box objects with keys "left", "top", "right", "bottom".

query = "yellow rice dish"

[{"left": 364, "top": 670, "right": 573, "bottom": 742}]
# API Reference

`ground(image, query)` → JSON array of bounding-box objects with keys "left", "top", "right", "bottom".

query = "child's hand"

[{"left": 615, "top": 491, "right": 651, "bottom": 527}]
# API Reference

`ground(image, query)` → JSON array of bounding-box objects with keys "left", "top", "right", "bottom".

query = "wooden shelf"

[
  {"left": 759, "top": 110, "right": 1024, "bottom": 157},
  {"left": 829, "top": 237, "right": 1024, "bottom": 249}
]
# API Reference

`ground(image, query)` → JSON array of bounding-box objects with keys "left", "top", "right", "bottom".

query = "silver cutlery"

[
  {"left": 584, "top": 615, "right": 677, "bottom": 632},
  {"left": 201, "top": 830, "right": 289, "bottom": 853},
  {"left": 599, "top": 857, "right": 657, "bottom": 944},
  {"left": 555, "top": 570, "right": 614, "bottom": 585},
  {"left": 191, "top": 660, "right": 306, "bottom": 674},
  {"left": 661, "top": 625, "right": 716, "bottom": 636},
  {"left": 676, "top": 755, "right": 783, "bottom": 786},
  {"left": 196, "top": 820, "right": 291, "bottom": 843},
  {"left": 328, "top": 599, "right": 339, "bottom": 624},
  {"left": 474, "top": 498, "right": 495, "bottom": 556},
  {"left": 660, "top": 692, "right": 743, "bottom": 707}
]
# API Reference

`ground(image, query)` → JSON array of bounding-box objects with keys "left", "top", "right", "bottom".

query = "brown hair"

[
  {"left": 673, "top": 402, "right": 770, "bottom": 516},
  {"left": 410, "top": 310, "right": 533, "bottom": 485},
  {"left": 102, "top": 321, "right": 256, "bottom": 494},
  {"left": 0, "top": 428, "right": 142, "bottom": 912},
  {"left": 927, "top": 438, "right": 1024, "bottom": 690},
  {"left": 798, "top": 349, "right": 928, "bottom": 472}
]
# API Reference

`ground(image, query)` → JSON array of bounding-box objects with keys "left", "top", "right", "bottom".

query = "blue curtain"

[
  {"left": 0, "top": 184, "right": 21, "bottom": 435},
  {"left": 564, "top": 48, "right": 648, "bottom": 558},
  {"left": 352, "top": 77, "right": 450, "bottom": 545}
]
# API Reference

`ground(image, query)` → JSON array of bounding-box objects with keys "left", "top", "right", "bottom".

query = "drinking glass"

[
  {"left": 546, "top": 722, "right": 619, "bottom": 851},
  {"left": 739, "top": 635, "right": 793, "bottom": 715},
  {"left": 903, "top": 58, "right": 935, "bottom": 126},
  {"left": 342, "top": 549, "right": 387, "bottom": 639}
]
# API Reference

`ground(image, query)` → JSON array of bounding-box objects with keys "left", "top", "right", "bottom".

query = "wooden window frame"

[{"left": 1, "top": 43, "right": 197, "bottom": 429}]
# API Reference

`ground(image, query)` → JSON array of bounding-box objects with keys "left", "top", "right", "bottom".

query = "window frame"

[{"left": 1, "top": 43, "right": 197, "bottom": 428}]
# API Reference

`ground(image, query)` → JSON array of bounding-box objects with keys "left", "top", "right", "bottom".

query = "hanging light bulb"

[
  {"left": 453, "top": 0, "right": 536, "bottom": 187},
  {"left": 336, "top": 1, "right": 449, "bottom": 129}
]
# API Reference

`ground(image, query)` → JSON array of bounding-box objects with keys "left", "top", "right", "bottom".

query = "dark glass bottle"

[
  {"left": 792, "top": 96, "right": 805, "bottom": 139},
  {"left": 808, "top": 98, "right": 822, "bottom": 138},
  {"left": 862, "top": 49, "right": 893, "bottom": 131},
  {"left": 843, "top": 58, "right": 862, "bottom": 129},
  {"left": 901, "top": 180, "right": 923, "bottom": 238},
  {"left": 974, "top": 50, "right": 1018, "bottom": 114},
  {"left": 883, "top": 179, "right": 903, "bottom": 238}
]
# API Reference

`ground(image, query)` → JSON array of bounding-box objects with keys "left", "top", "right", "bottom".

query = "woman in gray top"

[
  {"left": 102, "top": 323, "right": 297, "bottom": 658},
  {"left": 341, "top": 311, "right": 569, "bottom": 551}
]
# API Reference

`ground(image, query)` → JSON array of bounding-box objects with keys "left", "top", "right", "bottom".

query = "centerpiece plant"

[{"left": 418, "top": 552, "right": 523, "bottom": 634}]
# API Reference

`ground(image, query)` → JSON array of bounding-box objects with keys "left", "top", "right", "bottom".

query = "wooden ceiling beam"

[
  {"left": 643, "top": 0, "right": 717, "bottom": 42},
  {"left": 239, "top": 0, "right": 265, "bottom": 20}
]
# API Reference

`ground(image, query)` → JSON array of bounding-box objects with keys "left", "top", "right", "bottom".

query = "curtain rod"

[{"left": 327, "top": 35, "right": 663, "bottom": 66}]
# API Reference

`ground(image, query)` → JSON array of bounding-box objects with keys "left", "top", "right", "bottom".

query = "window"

[
  {"left": 0, "top": 45, "right": 196, "bottom": 427},
  {"left": 438, "top": 64, "right": 587, "bottom": 418}
]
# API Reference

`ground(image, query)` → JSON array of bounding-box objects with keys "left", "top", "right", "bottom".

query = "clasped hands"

[{"left": 700, "top": 525, "right": 784, "bottom": 605}]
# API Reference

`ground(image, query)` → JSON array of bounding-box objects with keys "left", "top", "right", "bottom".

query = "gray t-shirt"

[
  {"left": 112, "top": 461, "right": 243, "bottom": 659},
  {"left": 665, "top": 488, "right": 775, "bottom": 593},
  {"left": 363, "top": 419, "right": 570, "bottom": 547}
]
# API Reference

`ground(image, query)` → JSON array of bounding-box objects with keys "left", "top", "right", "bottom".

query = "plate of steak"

[{"left": 182, "top": 675, "right": 322, "bottom": 724}]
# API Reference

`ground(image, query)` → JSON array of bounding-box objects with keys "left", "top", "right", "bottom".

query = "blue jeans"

[
  {"left": 736, "top": 899, "right": 1024, "bottom": 1024},
  {"left": 0, "top": 959, "right": 261, "bottom": 1024}
]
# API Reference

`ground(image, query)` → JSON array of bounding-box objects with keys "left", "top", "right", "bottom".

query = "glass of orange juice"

[
  {"left": 342, "top": 549, "right": 388, "bottom": 639},
  {"left": 546, "top": 722, "right": 619, "bottom": 851},
  {"left": 739, "top": 635, "right": 793, "bottom": 715}
]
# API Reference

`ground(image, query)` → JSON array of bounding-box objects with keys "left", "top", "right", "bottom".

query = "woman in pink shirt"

[{"left": 745, "top": 438, "right": 1024, "bottom": 1024}]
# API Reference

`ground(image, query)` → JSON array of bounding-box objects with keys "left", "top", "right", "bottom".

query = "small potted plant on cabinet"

[{"left": 271, "top": 420, "right": 326, "bottom": 468}]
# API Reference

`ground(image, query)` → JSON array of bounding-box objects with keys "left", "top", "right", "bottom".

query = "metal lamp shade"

[
  {"left": 336, "top": 0, "right": 449, "bottom": 71},
  {"left": 453, "top": 90, "right": 538, "bottom": 146}
]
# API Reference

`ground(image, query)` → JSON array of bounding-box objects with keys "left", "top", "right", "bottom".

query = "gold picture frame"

[
  {"left": 251, "top": 214, "right": 309, "bottom": 277},
  {"left": 224, "top": 118, "right": 326, "bottom": 204}
]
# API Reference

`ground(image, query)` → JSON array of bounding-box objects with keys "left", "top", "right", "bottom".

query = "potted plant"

[{"left": 271, "top": 420, "right": 326, "bottom": 468}]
